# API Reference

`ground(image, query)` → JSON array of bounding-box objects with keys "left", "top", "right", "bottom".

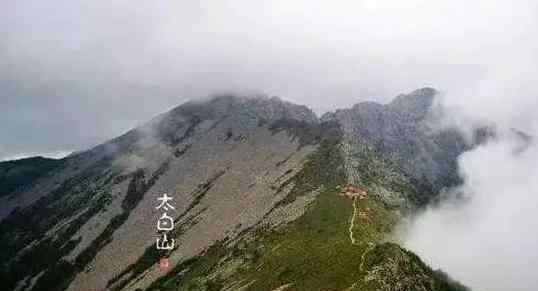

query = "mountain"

[
  {"left": 323, "top": 88, "right": 473, "bottom": 205},
  {"left": 0, "top": 157, "right": 64, "bottom": 199},
  {"left": 0, "top": 91, "right": 473, "bottom": 291}
]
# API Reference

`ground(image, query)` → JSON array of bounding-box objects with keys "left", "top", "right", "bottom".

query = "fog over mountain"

[
  {"left": 404, "top": 131, "right": 538, "bottom": 291},
  {"left": 403, "top": 70, "right": 538, "bottom": 291},
  {"left": 2, "top": 0, "right": 537, "bottom": 159},
  {"left": 399, "top": 19, "right": 538, "bottom": 288},
  {"left": 2, "top": 2, "right": 538, "bottom": 291}
]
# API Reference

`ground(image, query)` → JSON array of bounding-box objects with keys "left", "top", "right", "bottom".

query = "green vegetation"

[
  {"left": 347, "top": 141, "right": 425, "bottom": 207},
  {"left": 16, "top": 175, "right": 464, "bottom": 291},
  {"left": 0, "top": 156, "right": 64, "bottom": 197},
  {"left": 275, "top": 140, "right": 344, "bottom": 207},
  {"left": 271, "top": 120, "right": 343, "bottom": 208},
  {"left": 108, "top": 168, "right": 226, "bottom": 290},
  {"left": 144, "top": 136, "right": 468, "bottom": 291},
  {"left": 68, "top": 161, "right": 171, "bottom": 289},
  {"left": 353, "top": 243, "right": 470, "bottom": 291},
  {"left": 0, "top": 118, "right": 470, "bottom": 291},
  {"left": 147, "top": 242, "right": 228, "bottom": 291},
  {"left": 146, "top": 178, "right": 413, "bottom": 291},
  {"left": 227, "top": 187, "right": 398, "bottom": 291},
  {"left": 0, "top": 157, "right": 116, "bottom": 291},
  {"left": 108, "top": 245, "right": 163, "bottom": 290},
  {"left": 0, "top": 155, "right": 171, "bottom": 291}
]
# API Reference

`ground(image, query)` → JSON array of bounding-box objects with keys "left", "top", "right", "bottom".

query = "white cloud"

[
  {"left": 2, "top": 1, "right": 537, "bottom": 159},
  {"left": 0, "top": 150, "right": 73, "bottom": 162},
  {"left": 405, "top": 132, "right": 538, "bottom": 291}
]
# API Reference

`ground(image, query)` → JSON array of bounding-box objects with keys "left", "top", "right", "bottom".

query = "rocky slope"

[
  {"left": 0, "top": 91, "right": 473, "bottom": 291},
  {"left": 323, "top": 88, "right": 472, "bottom": 205}
]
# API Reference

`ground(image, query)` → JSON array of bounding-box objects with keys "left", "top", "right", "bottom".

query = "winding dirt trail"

[{"left": 348, "top": 197, "right": 358, "bottom": 245}]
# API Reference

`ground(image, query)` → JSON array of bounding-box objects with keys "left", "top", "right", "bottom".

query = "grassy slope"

[
  {"left": 228, "top": 186, "right": 397, "bottom": 291},
  {"left": 145, "top": 138, "right": 469, "bottom": 291},
  {"left": 148, "top": 190, "right": 467, "bottom": 291}
]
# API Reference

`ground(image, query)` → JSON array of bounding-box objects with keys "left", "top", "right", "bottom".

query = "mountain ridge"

[{"left": 0, "top": 88, "right": 474, "bottom": 291}]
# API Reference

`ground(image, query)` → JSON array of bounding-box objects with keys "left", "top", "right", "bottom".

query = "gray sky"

[{"left": 1, "top": 0, "right": 537, "bottom": 161}]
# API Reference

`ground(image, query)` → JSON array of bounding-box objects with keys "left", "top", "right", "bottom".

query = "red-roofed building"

[{"left": 341, "top": 184, "right": 368, "bottom": 199}]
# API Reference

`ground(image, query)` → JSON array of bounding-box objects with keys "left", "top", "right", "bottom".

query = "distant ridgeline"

[
  {"left": 0, "top": 89, "right": 481, "bottom": 291},
  {"left": 0, "top": 157, "right": 64, "bottom": 198}
]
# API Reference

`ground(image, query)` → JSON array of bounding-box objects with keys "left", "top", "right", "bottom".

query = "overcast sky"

[
  {"left": 1, "top": 0, "right": 537, "bottom": 160},
  {"left": 2, "top": 2, "right": 538, "bottom": 290}
]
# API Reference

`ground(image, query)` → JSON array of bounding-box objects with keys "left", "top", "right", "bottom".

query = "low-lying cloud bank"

[
  {"left": 404, "top": 107, "right": 538, "bottom": 291},
  {"left": 402, "top": 11, "right": 538, "bottom": 286}
]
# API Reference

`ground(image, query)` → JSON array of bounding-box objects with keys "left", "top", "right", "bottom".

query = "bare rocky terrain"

[{"left": 0, "top": 90, "right": 474, "bottom": 291}]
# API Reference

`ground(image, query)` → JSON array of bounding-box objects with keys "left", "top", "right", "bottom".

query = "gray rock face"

[
  {"left": 325, "top": 88, "right": 468, "bottom": 203},
  {"left": 0, "top": 94, "right": 323, "bottom": 291},
  {"left": 0, "top": 90, "right": 478, "bottom": 291},
  {"left": 153, "top": 95, "right": 318, "bottom": 146},
  {"left": 67, "top": 97, "right": 321, "bottom": 291}
]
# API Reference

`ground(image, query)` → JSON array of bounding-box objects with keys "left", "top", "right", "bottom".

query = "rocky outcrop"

[
  {"left": 325, "top": 88, "right": 470, "bottom": 205},
  {"left": 0, "top": 91, "right": 471, "bottom": 291},
  {"left": 0, "top": 95, "right": 324, "bottom": 291}
]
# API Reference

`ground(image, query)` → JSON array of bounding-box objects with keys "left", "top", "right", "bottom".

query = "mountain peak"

[
  {"left": 388, "top": 87, "right": 437, "bottom": 119},
  {"left": 168, "top": 93, "right": 318, "bottom": 125},
  {"left": 145, "top": 93, "right": 319, "bottom": 147},
  {"left": 0, "top": 87, "right": 471, "bottom": 291}
]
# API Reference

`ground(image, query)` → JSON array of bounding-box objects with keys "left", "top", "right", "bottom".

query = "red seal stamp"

[{"left": 159, "top": 257, "right": 170, "bottom": 270}]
